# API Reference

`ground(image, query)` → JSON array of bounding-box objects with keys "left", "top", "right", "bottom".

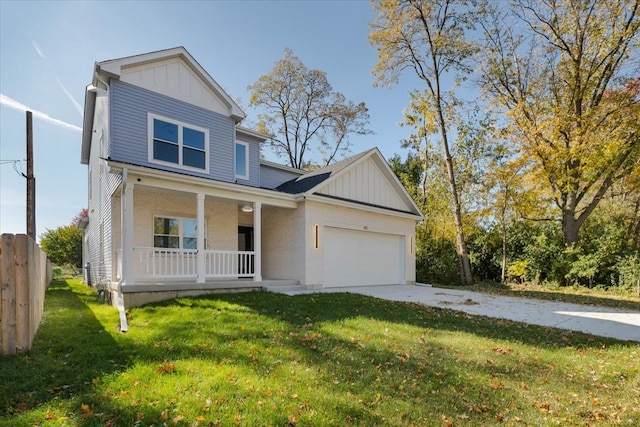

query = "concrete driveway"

[{"left": 283, "top": 284, "right": 640, "bottom": 342}]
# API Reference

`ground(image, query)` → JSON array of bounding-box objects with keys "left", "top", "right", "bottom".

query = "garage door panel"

[{"left": 324, "top": 227, "right": 403, "bottom": 287}]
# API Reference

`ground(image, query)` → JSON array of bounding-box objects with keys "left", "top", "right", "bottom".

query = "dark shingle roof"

[{"left": 275, "top": 149, "right": 374, "bottom": 194}]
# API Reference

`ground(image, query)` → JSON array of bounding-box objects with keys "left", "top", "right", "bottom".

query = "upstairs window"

[
  {"left": 148, "top": 113, "right": 209, "bottom": 173},
  {"left": 153, "top": 216, "right": 199, "bottom": 249},
  {"left": 235, "top": 141, "right": 249, "bottom": 180}
]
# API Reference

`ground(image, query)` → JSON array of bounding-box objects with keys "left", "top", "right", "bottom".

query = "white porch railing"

[
  {"left": 205, "top": 250, "right": 254, "bottom": 278},
  {"left": 134, "top": 248, "right": 198, "bottom": 279},
  {"left": 122, "top": 248, "right": 255, "bottom": 281}
]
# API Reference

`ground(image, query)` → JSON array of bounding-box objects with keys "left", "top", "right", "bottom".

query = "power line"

[{"left": 0, "top": 159, "right": 28, "bottom": 178}]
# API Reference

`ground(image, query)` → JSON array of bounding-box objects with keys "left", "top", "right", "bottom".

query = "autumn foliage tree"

[
  {"left": 370, "top": 0, "right": 480, "bottom": 285},
  {"left": 248, "top": 48, "right": 372, "bottom": 169},
  {"left": 479, "top": 0, "right": 640, "bottom": 247}
]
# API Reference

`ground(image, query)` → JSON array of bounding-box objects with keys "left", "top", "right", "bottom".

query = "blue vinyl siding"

[
  {"left": 110, "top": 81, "right": 238, "bottom": 183},
  {"left": 259, "top": 163, "right": 304, "bottom": 189},
  {"left": 234, "top": 135, "right": 260, "bottom": 187},
  {"left": 248, "top": 142, "right": 260, "bottom": 186}
]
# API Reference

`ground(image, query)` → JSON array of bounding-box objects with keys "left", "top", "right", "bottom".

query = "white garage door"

[{"left": 323, "top": 227, "right": 404, "bottom": 287}]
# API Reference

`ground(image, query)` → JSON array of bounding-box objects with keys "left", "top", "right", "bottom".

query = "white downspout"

[
  {"left": 117, "top": 167, "right": 132, "bottom": 332},
  {"left": 116, "top": 278, "right": 128, "bottom": 332}
]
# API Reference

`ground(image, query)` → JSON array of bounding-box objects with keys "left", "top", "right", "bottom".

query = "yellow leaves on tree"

[{"left": 480, "top": 0, "right": 640, "bottom": 245}]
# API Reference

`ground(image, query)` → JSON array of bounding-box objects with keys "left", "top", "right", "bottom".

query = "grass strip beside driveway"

[{"left": 1, "top": 279, "right": 638, "bottom": 426}]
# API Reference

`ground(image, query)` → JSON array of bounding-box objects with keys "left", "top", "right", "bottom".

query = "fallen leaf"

[
  {"left": 80, "top": 403, "right": 93, "bottom": 419},
  {"left": 493, "top": 347, "right": 513, "bottom": 355},
  {"left": 440, "top": 414, "right": 454, "bottom": 426},
  {"left": 156, "top": 362, "right": 176, "bottom": 374}
]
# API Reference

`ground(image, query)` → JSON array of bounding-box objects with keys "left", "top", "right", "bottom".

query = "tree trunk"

[
  {"left": 440, "top": 131, "right": 473, "bottom": 285},
  {"left": 562, "top": 210, "right": 580, "bottom": 247},
  {"left": 501, "top": 222, "right": 507, "bottom": 284}
]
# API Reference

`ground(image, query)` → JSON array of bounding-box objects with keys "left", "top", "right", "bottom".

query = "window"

[
  {"left": 235, "top": 141, "right": 249, "bottom": 179},
  {"left": 153, "top": 217, "right": 199, "bottom": 249},
  {"left": 148, "top": 114, "right": 209, "bottom": 173}
]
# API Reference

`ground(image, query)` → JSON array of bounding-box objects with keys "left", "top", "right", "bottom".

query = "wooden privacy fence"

[{"left": 0, "top": 234, "right": 52, "bottom": 356}]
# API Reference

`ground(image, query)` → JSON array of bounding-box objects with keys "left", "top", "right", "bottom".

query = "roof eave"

[
  {"left": 301, "top": 194, "right": 424, "bottom": 221},
  {"left": 299, "top": 148, "right": 424, "bottom": 218},
  {"left": 80, "top": 85, "right": 97, "bottom": 165},
  {"left": 96, "top": 47, "right": 246, "bottom": 121},
  {"left": 236, "top": 126, "right": 270, "bottom": 142},
  {"left": 105, "top": 160, "right": 299, "bottom": 206}
]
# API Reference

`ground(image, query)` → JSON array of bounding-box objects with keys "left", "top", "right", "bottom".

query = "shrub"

[
  {"left": 467, "top": 228, "right": 502, "bottom": 282},
  {"left": 615, "top": 254, "right": 640, "bottom": 296},
  {"left": 416, "top": 236, "right": 461, "bottom": 284},
  {"left": 507, "top": 259, "right": 529, "bottom": 283}
]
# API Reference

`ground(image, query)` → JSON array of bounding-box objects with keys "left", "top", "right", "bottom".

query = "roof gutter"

[
  {"left": 298, "top": 194, "right": 424, "bottom": 221},
  {"left": 106, "top": 160, "right": 299, "bottom": 207}
]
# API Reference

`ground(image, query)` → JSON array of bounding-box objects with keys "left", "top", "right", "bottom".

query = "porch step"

[{"left": 261, "top": 280, "right": 314, "bottom": 294}]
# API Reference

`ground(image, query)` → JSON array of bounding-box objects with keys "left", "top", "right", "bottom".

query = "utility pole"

[{"left": 26, "top": 111, "right": 35, "bottom": 239}]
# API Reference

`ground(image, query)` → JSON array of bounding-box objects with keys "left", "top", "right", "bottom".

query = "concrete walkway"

[{"left": 282, "top": 284, "right": 640, "bottom": 342}]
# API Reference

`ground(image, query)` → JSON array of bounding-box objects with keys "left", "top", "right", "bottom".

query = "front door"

[
  {"left": 238, "top": 226, "right": 254, "bottom": 277},
  {"left": 238, "top": 226, "right": 253, "bottom": 251}
]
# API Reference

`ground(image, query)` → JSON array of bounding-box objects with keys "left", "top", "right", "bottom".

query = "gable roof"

[
  {"left": 81, "top": 47, "right": 245, "bottom": 164},
  {"left": 277, "top": 148, "right": 424, "bottom": 218},
  {"left": 276, "top": 150, "right": 371, "bottom": 194},
  {"left": 96, "top": 47, "right": 245, "bottom": 121}
]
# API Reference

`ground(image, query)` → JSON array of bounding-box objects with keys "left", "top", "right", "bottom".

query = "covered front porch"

[{"left": 112, "top": 166, "right": 301, "bottom": 302}]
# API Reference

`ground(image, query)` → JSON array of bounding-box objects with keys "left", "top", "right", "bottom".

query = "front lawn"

[{"left": 1, "top": 279, "right": 638, "bottom": 426}]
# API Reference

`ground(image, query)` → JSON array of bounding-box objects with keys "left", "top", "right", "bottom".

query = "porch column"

[
  {"left": 253, "top": 201, "right": 262, "bottom": 282},
  {"left": 121, "top": 172, "right": 134, "bottom": 285},
  {"left": 196, "top": 193, "right": 205, "bottom": 283}
]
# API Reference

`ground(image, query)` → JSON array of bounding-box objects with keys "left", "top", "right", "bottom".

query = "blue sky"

[{"left": 0, "top": 0, "right": 421, "bottom": 238}]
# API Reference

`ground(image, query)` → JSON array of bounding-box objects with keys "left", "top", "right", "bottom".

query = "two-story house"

[{"left": 80, "top": 47, "right": 423, "bottom": 314}]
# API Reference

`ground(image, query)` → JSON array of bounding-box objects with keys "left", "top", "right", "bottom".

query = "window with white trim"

[
  {"left": 235, "top": 141, "right": 249, "bottom": 180},
  {"left": 153, "top": 216, "right": 199, "bottom": 249},
  {"left": 148, "top": 113, "right": 209, "bottom": 173}
]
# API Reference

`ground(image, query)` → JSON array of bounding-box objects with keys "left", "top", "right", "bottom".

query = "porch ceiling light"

[{"left": 241, "top": 205, "right": 254, "bottom": 213}]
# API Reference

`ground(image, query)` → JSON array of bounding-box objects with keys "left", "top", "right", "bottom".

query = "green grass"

[{"left": 1, "top": 279, "right": 639, "bottom": 426}]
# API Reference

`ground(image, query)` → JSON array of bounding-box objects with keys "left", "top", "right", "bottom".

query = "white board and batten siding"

[
  {"left": 120, "top": 58, "right": 231, "bottom": 118},
  {"left": 323, "top": 227, "right": 404, "bottom": 288},
  {"left": 317, "top": 157, "right": 406, "bottom": 211}
]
